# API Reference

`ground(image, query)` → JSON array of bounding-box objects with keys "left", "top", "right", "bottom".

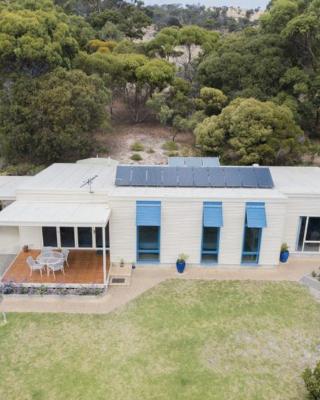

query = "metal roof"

[
  {"left": 115, "top": 166, "right": 274, "bottom": 189},
  {"left": 0, "top": 201, "right": 110, "bottom": 226},
  {"left": 168, "top": 157, "right": 220, "bottom": 167}
]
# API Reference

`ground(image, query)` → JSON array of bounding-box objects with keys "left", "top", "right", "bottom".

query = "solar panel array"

[
  {"left": 168, "top": 157, "right": 220, "bottom": 168},
  {"left": 115, "top": 166, "right": 274, "bottom": 189}
]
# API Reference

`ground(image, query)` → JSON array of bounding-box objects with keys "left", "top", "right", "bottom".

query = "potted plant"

[
  {"left": 280, "top": 243, "right": 290, "bottom": 263},
  {"left": 176, "top": 253, "right": 188, "bottom": 273},
  {"left": 22, "top": 245, "right": 29, "bottom": 253}
]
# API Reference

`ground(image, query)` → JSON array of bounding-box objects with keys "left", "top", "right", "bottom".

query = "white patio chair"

[
  {"left": 41, "top": 247, "right": 54, "bottom": 256},
  {"left": 47, "top": 259, "right": 65, "bottom": 279},
  {"left": 26, "top": 256, "right": 45, "bottom": 277},
  {"left": 62, "top": 249, "right": 70, "bottom": 267}
]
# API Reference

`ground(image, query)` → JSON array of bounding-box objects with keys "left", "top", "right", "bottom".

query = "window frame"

[
  {"left": 201, "top": 226, "right": 220, "bottom": 265},
  {"left": 136, "top": 225, "right": 160, "bottom": 264},
  {"left": 241, "top": 219, "right": 263, "bottom": 265},
  {"left": 296, "top": 216, "right": 320, "bottom": 253},
  {"left": 41, "top": 226, "right": 110, "bottom": 250}
]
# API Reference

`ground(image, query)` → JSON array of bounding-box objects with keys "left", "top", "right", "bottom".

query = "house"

[{"left": 0, "top": 157, "right": 320, "bottom": 288}]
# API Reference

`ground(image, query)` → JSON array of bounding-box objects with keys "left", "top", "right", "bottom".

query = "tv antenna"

[{"left": 80, "top": 175, "right": 98, "bottom": 193}]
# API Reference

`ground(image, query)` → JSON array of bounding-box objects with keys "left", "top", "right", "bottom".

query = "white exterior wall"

[
  {"left": 109, "top": 199, "right": 136, "bottom": 264},
  {"left": 19, "top": 226, "right": 42, "bottom": 249},
  {"left": 109, "top": 197, "right": 287, "bottom": 267},
  {"left": 0, "top": 226, "right": 19, "bottom": 253},
  {"left": 282, "top": 197, "right": 320, "bottom": 254}
]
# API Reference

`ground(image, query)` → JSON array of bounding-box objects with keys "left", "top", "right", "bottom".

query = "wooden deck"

[{"left": 1, "top": 250, "right": 109, "bottom": 285}]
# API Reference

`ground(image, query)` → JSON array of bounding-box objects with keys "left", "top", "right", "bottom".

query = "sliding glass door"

[{"left": 297, "top": 217, "right": 320, "bottom": 252}]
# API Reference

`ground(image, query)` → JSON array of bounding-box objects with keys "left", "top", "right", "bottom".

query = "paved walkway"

[{"left": 0, "top": 258, "right": 319, "bottom": 314}]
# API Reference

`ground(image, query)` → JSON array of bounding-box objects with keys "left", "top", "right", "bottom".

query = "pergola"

[{"left": 0, "top": 201, "right": 111, "bottom": 284}]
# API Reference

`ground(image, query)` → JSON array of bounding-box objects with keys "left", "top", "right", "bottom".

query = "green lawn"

[{"left": 1, "top": 280, "right": 320, "bottom": 400}]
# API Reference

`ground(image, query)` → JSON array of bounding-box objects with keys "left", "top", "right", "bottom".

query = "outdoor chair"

[
  {"left": 41, "top": 247, "right": 54, "bottom": 256},
  {"left": 47, "top": 259, "right": 65, "bottom": 279},
  {"left": 62, "top": 249, "right": 70, "bottom": 267},
  {"left": 26, "top": 256, "right": 45, "bottom": 277}
]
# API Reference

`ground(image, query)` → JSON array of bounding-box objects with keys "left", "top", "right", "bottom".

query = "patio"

[{"left": 1, "top": 249, "right": 109, "bottom": 286}]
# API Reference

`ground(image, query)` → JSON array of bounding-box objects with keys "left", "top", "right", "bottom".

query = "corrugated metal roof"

[{"left": 168, "top": 157, "right": 220, "bottom": 167}]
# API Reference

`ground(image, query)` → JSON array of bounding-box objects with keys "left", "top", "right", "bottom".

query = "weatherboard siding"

[
  {"left": 109, "top": 197, "right": 287, "bottom": 267},
  {"left": 0, "top": 226, "right": 19, "bottom": 253},
  {"left": 19, "top": 226, "right": 42, "bottom": 249}
]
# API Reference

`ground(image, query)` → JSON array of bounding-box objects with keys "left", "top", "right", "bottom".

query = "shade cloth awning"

[
  {"left": 203, "top": 202, "right": 223, "bottom": 228},
  {"left": 0, "top": 201, "right": 110, "bottom": 227},
  {"left": 136, "top": 201, "right": 161, "bottom": 226},
  {"left": 246, "top": 202, "right": 267, "bottom": 228}
]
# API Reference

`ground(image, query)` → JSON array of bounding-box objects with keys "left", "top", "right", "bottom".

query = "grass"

[
  {"left": 1, "top": 280, "right": 320, "bottom": 400},
  {"left": 130, "top": 153, "right": 142, "bottom": 161},
  {"left": 162, "top": 140, "right": 179, "bottom": 151},
  {"left": 130, "top": 141, "right": 144, "bottom": 152}
]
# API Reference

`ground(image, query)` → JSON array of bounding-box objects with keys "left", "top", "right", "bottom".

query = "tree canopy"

[{"left": 195, "top": 97, "right": 306, "bottom": 165}]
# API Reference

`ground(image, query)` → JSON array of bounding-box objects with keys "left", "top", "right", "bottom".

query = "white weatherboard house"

[{"left": 0, "top": 157, "right": 320, "bottom": 288}]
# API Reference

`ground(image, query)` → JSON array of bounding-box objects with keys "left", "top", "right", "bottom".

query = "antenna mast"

[{"left": 80, "top": 175, "right": 98, "bottom": 193}]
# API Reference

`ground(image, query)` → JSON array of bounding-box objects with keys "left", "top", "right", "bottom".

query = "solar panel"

[
  {"left": 224, "top": 168, "right": 242, "bottom": 187},
  {"left": 177, "top": 167, "right": 194, "bottom": 186},
  {"left": 202, "top": 158, "right": 220, "bottom": 168},
  {"left": 162, "top": 167, "right": 178, "bottom": 186},
  {"left": 114, "top": 166, "right": 274, "bottom": 189},
  {"left": 147, "top": 167, "right": 162, "bottom": 186},
  {"left": 255, "top": 168, "right": 274, "bottom": 188},
  {"left": 208, "top": 168, "right": 225, "bottom": 187},
  {"left": 193, "top": 167, "right": 210, "bottom": 187},
  {"left": 115, "top": 166, "right": 131, "bottom": 186},
  {"left": 131, "top": 167, "right": 147, "bottom": 186},
  {"left": 241, "top": 168, "right": 258, "bottom": 188},
  {"left": 185, "top": 157, "right": 203, "bottom": 168},
  {"left": 168, "top": 157, "right": 185, "bottom": 167}
]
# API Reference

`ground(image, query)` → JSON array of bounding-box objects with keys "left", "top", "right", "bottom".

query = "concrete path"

[{"left": 1, "top": 258, "right": 319, "bottom": 314}]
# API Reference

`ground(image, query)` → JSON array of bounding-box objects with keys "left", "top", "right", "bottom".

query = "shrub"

[
  {"left": 312, "top": 271, "right": 317, "bottom": 278},
  {"left": 147, "top": 147, "right": 155, "bottom": 153},
  {"left": 131, "top": 153, "right": 142, "bottom": 161},
  {"left": 130, "top": 142, "right": 144, "bottom": 152},
  {"left": 303, "top": 361, "right": 320, "bottom": 399},
  {"left": 162, "top": 141, "right": 179, "bottom": 151}
]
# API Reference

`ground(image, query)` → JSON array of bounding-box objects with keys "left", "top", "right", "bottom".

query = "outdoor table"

[{"left": 37, "top": 252, "right": 64, "bottom": 276}]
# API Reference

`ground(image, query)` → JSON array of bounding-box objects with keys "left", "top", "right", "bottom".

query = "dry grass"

[{"left": 1, "top": 280, "right": 320, "bottom": 400}]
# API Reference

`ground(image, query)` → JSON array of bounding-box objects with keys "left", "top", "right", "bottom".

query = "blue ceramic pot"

[
  {"left": 176, "top": 260, "right": 186, "bottom": 273},
  {"left": 280, "top": 250, "right": 289, "bottom": 263}
]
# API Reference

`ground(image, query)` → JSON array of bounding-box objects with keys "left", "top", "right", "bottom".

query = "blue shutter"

[
  {"left": 203, "top": 202, "right": 223, "bottom": 227},
  {"left": 136, "top": 201, "right": 161, "bottom": 226},
  {"left": 246, "top": 202, "right": 267, "bottom": 228}
]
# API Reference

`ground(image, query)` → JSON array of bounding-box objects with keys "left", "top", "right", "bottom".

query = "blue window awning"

[
  {"left": 246, "top": 202, "right": 267, "bottom": 228},
  {"left": 136, "top": 201, "right": 161, "bottom": 226},
  {"left": 203, "top": 202, "right": 223, "bottom": 227}
]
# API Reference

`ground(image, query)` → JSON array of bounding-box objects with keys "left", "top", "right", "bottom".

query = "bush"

[
  {"left": 131, "top": 153, "right": 142, "bottom": 161},
  {"left": 303, "top": 361, "right": 320, "bottom": 399},
  {"left": 147, "top": 147, "right": 155, "bottom": 154},
  {"left": 162, "top": 141, "right": 179, "bottom": 151},
  {"left": 130, "top": 142, "right": 144, "bottom": 151}
]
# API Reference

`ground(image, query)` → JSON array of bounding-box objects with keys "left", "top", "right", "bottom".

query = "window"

[
  {"left": 42, "top": 227, "right": 57, "bottom": 247},
  {"left": 95, "top": 224, "right": 110, "bottom": 248},
  {"left": 201, "top": 227, "right": 220, "bottom": 263},
  {"left": 136, "top": 201, "right": 161, "bottom": 263},
  {"left": 137, "top": 226, "right": 160, "bottom": 262},
  {"left": 60, "top": 227, "right": 75, "bottom": 247},
  {"left": 296, "top": 217, "right": 320, "bottom": 252},
  {"left": 78, "top": 227, "right": 93, "bottom": 248},
  {"left": 242, "top": 227, "right": 262, "bottom": 264},
  {"left": 242, "top": 202, "right": 266, "bottom": 264}
]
